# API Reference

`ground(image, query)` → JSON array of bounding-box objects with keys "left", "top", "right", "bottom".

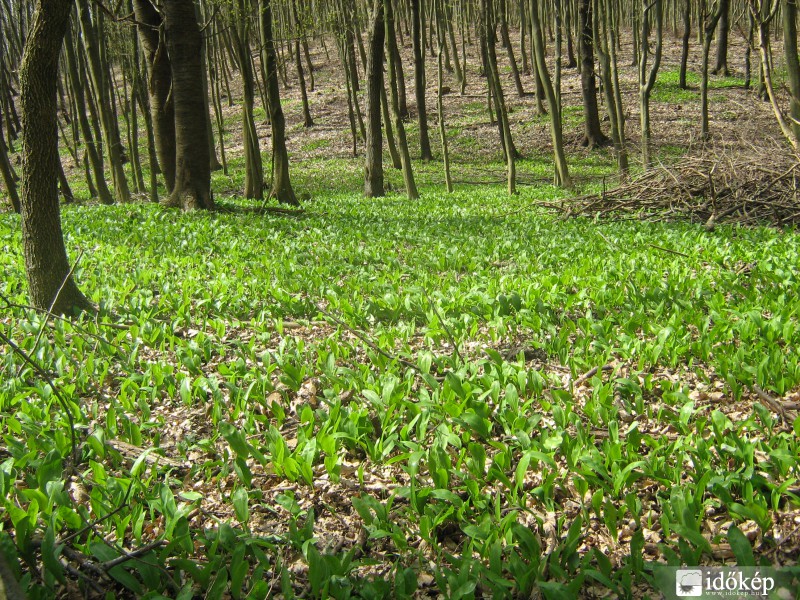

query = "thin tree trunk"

[
  {"left": 386, "top": 0, "right": 419, "bottom": 198},
  {"left": 483, "top": 0, "right": 515, "bottom": 194},
  {"left": 435, "top": 0, "right": 453, "bottom": 192},
  {"left": 412, "top": 0, "right": 433, "bottom": 160},
  {"left": 77, "top": 0, "right": 131, "bottom": 203},
  {"left": 531, "top": 0, "right": 571, "bottom": 187},
  {"left": 679, "top": 0, "right": 691, "bottom": 88},
  {"left": 259, "top": 0, "right": 299, "bottom": 205}
]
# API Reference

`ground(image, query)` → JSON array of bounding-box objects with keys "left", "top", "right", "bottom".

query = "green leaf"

[
  {"left": 727, "top": 525, "right": 756, "bottom": 566},
  {"left": 232, "top": 487, "right": 250, "bottom": 525}
]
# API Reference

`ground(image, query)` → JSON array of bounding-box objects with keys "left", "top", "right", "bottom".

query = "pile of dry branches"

[{"left": 561, "top": 150, "right": 800, "bottom": 228}]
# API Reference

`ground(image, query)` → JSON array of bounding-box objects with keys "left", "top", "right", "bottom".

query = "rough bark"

[
  {"left": 19, "top": 0, "right": 91, "bottom": 313},
  {"left": 164, "top": 0, "right": 213, "bottom": 210}
]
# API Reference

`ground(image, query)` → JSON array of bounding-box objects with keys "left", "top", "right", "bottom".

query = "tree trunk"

[
  {"left": 483, "top": 0, "right": 516, "bottom": 194},
  {"left": 164, "top": 0, "right": 214, "bottom": 210},
  {"left": 292, "top": 0, "right": 314, "bottom": 127},
  {"left": 679, "top": 0, "right": 691, "bottom": 89},
  {"left": 783, "top": 0, "right": 800, "bottom": 144},
  {"left": 133, "top": 0, "right": 176, "bottom": 193},
  {"left": 531, "top": 0, "right": 571, "bottom": 187},
  {"left": 578, "top": 0, "right": 609, "bottom": 148},
  {"left": 713, "top": 0, "right": 731, "bottom": 75},
  {"left": 701, "top": 1, "right": 723, "bottom": 141},
  {"left": 411, "top": 0, "right": 433, "bottom": 160},
  {"left": 259, "top": 0, "right": 299, "bottom": 205},
  {"left": 19, "top": 0, "right": 91, "bottom": 313},
  {"left": 435, "top": 0, "right": 453, "bottom": 192},
  {"left": 231, "top": 0, "right": 264, "bottom": 200},
  {"left": 364, "top": 0, "right": 385, "bottom": 198},
  {"left": 77, "top": 0, "right": 131, "bottom": 204},
  {"left": 0, "top": 120, "right": 20, "bottom": 212},
  {"left": 639, "top": 0, "right": 663, "bottom": 167},
  {"left": 385, "top": 0, "right": 419, "bottom": 198}
]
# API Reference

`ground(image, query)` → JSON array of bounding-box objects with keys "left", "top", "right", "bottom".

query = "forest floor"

[{"left": 1, "top": 25, "right": 800, "bottom": 600}]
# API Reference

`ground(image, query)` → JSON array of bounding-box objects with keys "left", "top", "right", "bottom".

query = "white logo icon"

[{"left": 676, "top": 569, "right": 704, "bottom": 597}]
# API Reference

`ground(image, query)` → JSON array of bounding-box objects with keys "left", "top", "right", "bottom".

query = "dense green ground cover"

[{"left": 1, "top": 169, "right": 799, "bottom": 597}]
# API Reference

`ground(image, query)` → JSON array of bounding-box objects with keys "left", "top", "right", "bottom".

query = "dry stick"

[
  {"left": 0, "top": 329, "right": 79, "bottom": 464},
  {"left": 100, "top": 540, "right": 167, "bottom": 571},
  {"left": 572, "top": 363, "right": 613, "bottom": 387},
  {"left": 753, "top": 385, "right": 792, "bottom": 421}
]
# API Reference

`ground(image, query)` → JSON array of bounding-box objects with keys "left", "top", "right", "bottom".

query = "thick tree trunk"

[
  {"left": 411, "top": 0, "right": 433, "bottom": 160},
  {"left": 578, "top": 0, "right": 609, "bottom": 148},
  {"left": 19, "top": 0, "right": 91, "bottom": 313},
  {"left": 164, "top": 0, "right": 213, "bottom": 210},
  {"left": 259, "top": 0, "right": 299, "bottom": 205},
  {"left": 364, "top": 0, "right": 385, "bottom": 198},
  {"left": 133, "top": 0, "right": 176, "bottom": 194}
]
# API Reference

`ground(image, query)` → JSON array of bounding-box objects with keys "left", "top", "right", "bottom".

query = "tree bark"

[
  {"left": 77, "top": 0, "right": 131, "bottom": 203},
  {"left": 578, "top": 0, "right": 609, "bottom": 148},
  {"left": 231, "top": 0, "right": 264, "bottom": 200},
  {"left": 531, "top": 0, "right": 571, "bottom": 188},
  {"left": 259, "top": 0, "right": 299, "bottom": 205},
  {"left": 0, "top": 119, "right": 20, "bottom": 212},
  {"left": 385, "top": 0, "right": 419, "bottom": 198},
  {"left": 364, "top": 0, "right": 385, "bottom": 198},
  {"left": 411, "top": 0, "right": 433, "bottom": 160},
  {"left": 133, "top": 0, "right": 176, "bottom": 194},
  {"left": 713, "top": 0, "right": 731, "bottom": 75},
  {"left": 164, "top": 0, "right": 213, "bottom": 210},
  {"left": 19, "top": 0, "right": 91, "bottom": 313},
  {"left": 783, "top": 0, "right": 800, "bottom": 143},
  {"left": 679, "top": 0, "right": 691, "bottom": 89}
]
